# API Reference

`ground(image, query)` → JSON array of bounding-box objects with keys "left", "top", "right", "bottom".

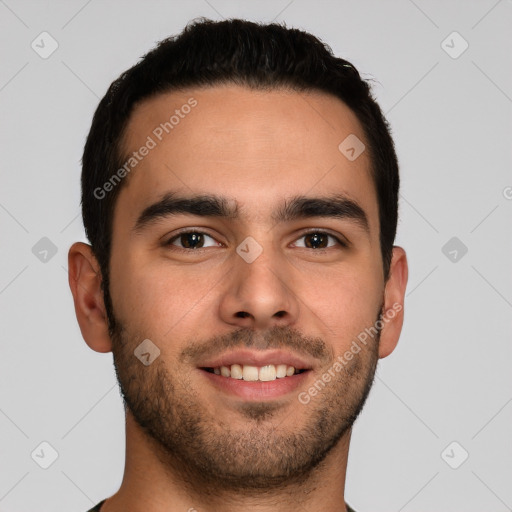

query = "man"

[{"left": 68, "top": 17, "right": 408, "bottom": 512}]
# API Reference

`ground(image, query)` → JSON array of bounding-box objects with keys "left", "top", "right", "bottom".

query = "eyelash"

[{"left": 164, "top": 229, "right": 348, "bottom": 252}]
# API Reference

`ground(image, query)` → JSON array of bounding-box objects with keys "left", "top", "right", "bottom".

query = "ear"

[
  {"left": 68, "top": 242, "right": 113, "bottom": 353},
  {"left": 378, "top": 246, "right": 408, "bottom": 359}
]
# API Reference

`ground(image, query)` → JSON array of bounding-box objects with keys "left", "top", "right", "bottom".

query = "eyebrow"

[{"left": 133, "top": 192, "right": 370, "bottom": 236}]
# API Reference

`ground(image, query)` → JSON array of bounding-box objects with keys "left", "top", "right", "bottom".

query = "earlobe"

[
  {"left": 67, "top": 242, "right": 113, "bottom": 353},
  {"left": 378, "top": 246, "right": 408, "bottom": 359}
]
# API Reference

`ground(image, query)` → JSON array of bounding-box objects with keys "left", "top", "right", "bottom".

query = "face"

[{"left": 106, "top": 85, "right": 389, "bottom": 491}]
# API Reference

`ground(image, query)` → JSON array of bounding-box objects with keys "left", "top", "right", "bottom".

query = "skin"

[{"left": 68, "top": 84, "right": 408, "bottom": 512}]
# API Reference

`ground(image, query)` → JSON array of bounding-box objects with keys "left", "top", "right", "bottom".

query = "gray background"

[{"left": 1, "top": 1, "right": 511, "bottom": 511}]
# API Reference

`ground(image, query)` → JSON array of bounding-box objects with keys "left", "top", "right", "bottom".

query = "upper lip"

[{"left": 197, "top": 349, "right": 315, "bottom": 370}]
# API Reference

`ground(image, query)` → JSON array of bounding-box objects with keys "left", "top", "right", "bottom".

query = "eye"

[
  {"left": 164, "top": 230, "right": 347, "bottom": 252},
  {"left": 165, "top": 231, "right": 220, "bottom": 250},
  {"left": 292, "top": 231, "right": 347, "bottom": 250}
]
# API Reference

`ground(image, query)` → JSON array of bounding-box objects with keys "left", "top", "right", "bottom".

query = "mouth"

[
  {"left": 197, "top": 350, "right": 314, "bottom": 400},
  {"left": 201, "top": 364, "right": 307, "bottom": 381}
]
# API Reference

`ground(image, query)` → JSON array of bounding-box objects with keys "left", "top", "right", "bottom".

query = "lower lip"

[{"left": 199, "top": 369, "right": 311, "bottom": 400}]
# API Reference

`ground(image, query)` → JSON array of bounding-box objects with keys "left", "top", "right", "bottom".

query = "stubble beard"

[{"left": 109, "top": 310, "right": 381, "bottom": 495}]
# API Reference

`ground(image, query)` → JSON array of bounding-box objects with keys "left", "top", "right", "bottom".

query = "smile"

[{"left": 202, "top": 364, "right": 307, "bottom": 381}]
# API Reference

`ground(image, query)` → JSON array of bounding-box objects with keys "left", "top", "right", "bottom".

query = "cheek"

[
  {"left": 110, "top": 253, "right": 220, "bottom": 337},
  {"left": 299, "top": 264, "right": 383, "bottom": 348}
]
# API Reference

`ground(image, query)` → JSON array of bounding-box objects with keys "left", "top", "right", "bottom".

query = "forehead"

[{"left": 116, "top": 84, "right": 378, "bottom": 232}]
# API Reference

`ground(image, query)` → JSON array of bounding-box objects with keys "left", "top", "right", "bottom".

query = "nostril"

[{"left": 236, "top": 311, "right": 250, "bottom": 318}]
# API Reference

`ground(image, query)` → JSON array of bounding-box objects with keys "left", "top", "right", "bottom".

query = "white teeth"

[
  {"left": 276, "top": 364, "right": 287, "bottom": 378},
  {"left": 242, "top": 365, "right": 259, "bottom": 381},
  {"left": 210, "top": 363, "right": 302, "bottom": 381},
  {"left": 259, "top": 365, "right": 276, "bottom": 381},
  {"left": 230, "top": 364, "right": 243, "bottom": 379}
]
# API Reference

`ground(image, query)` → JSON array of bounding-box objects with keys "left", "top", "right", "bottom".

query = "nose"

[{"left": 217, "top": 243, "right": 300, "bottom": 331}]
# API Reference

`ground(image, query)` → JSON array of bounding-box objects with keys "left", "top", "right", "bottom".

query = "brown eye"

[
  {"left": 304, "top": 232, "right": 329, "bottom": 249},
  {"left": 294, "top": 231, "right": 345, "bottom": 249},
  {"left": 166, "top": 231, "right": 218, "bottom": 250}
]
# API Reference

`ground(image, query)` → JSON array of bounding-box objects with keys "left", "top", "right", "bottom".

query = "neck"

[{"left": 101, "top": 412, "right": 352, "bottom": 512}]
